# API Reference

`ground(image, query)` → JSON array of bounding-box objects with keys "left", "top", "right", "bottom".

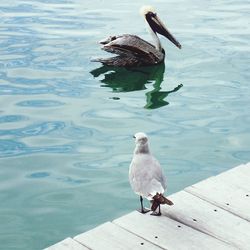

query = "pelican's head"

[{"left": 140, "top": 5, "right": 181, "bottom": 49}]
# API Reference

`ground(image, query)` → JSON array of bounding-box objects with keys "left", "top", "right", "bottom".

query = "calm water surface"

[{"left": 0, "top": 0, "right": 249, "bottom": 249}]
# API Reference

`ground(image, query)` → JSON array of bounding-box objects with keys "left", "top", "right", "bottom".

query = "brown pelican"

[{"left": 93, "top": 6, "right": 181, "bottom": 67}]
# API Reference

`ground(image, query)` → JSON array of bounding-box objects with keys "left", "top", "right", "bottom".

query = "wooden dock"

[{"left": 44, "top": 162, "right": 250, "bottom": 250}]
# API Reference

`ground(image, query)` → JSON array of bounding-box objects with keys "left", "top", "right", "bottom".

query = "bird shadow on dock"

[{"left": 90, "top": 63, "right": 183, "bottom": 109}]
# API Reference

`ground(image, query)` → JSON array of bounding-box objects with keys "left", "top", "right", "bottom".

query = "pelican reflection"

[{"left": 90, "top": 63, "right": 182, "bottom": 109}]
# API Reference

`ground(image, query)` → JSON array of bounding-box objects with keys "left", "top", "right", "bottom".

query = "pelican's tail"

[
  {"left": 151, "top": 193, "right": 174, "bottom": 211},
  {"left": 91, "top": 56, "right": 123, "bottom": 66},
  {"left": 91, "top": 56, "right": 142, "bottom": 67}
]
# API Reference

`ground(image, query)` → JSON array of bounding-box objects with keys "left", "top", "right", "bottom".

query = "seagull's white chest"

[{"left": 129, "top": 154, "right": 152, "bottom": 174}]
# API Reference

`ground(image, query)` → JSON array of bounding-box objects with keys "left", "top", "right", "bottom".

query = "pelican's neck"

[
  {"left": 134, "top": 143, "right": 150, "bottom": 155},
  {"left": 150, "top": 29, "right": 162, "bottom": 51}
]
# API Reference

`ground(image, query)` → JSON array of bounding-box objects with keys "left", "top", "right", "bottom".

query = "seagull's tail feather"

[{"left": 151, "top": 193, "right": 174, "bottom": 211}]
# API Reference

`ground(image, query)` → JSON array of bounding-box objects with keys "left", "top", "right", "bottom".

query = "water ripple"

[
  {"left": 26, "top": 171, "right": 89, "bottom": 185},
  {"left": 0, "top": 115, "right": 28, "bottom": 123},
  {"left": 0, "top": 139, "right": 74, "bottom": 158},
  {"left": 0, "top": 121, "right": 65, "bottom": 137},
  {"left": 0, "top": 84, "right": 51, "bottom": 95},
  {"left": 16, "top": 99, "right": 65, "bottom": 107},
  {"left": 27, "top": 172, "right": 51, "bottom": 179},
  {"left": 62, "top": 122, "right": 93, "bottom": 139},
  {"left": 232, "top": 151, "right": 250, "bottom": 161}
]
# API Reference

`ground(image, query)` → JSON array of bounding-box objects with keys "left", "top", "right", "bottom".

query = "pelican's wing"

[
  {"left": 92, "top": 55, "right": 143, "bottom": 67},
  {"left": 100, "top": 34, "right": 164, "bottom": 66}
]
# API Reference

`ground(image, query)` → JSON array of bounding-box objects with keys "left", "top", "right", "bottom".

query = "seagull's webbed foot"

[
  {"left": 150, "top": 204, "right": 161, "bottom": 216},
  {"left": 150, "top": 211, "right": 161, "bottom": 216}
]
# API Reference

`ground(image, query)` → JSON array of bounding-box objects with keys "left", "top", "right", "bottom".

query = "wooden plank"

[
  {"left": 114, "top": 211, "right": 234, "bottom": 250},
  {"left": 44, "top": 237, "right": 89, "bottom": 250},
  {"left": 74, "top": 221, "right": 162, "bottom": 250},
  {"left": 162, "top": 191, "right": 250, "bottom": 249},
  {"left": 185, "top": 171, "right": 250, "bottom": 221},
  {"left": 211, "top": 163, "right": 250, "bottom": 191}
]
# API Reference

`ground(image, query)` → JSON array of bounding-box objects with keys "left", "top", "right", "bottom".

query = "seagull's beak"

[{"left": 145, "top": 12, "right": 181, "bottom": 49}]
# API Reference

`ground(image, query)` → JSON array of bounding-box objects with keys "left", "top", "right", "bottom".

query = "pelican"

[{"left": 93, "top": 6, "right": 181, "bottom": 67}]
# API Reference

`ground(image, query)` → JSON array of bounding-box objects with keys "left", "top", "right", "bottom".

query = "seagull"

[
  {"left": 93, "top": 6, "right": 181, "bottom": 67},
  {"left": 129, "top": 132, "right": 173, "bottom": 216}
]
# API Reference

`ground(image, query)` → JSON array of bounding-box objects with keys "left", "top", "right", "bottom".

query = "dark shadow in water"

[{"left": 90, "top": 63, "right": 183, "bottom": 109}]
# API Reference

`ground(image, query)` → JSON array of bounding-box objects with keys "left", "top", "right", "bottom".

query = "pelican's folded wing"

[
  {"left": 101, "top": 35, "right": 164, "bottom": 66},
  {"left": 92, "top": 55, "right": 144, "bottom": 67}
]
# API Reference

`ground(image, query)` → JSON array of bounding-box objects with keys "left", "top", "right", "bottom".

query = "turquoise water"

[{"left": 0, "top": 0, "right": 249, "bottom": 249}]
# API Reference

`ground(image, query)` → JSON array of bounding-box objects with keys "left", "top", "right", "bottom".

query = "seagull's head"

[{"left": 133, "top": 132, "right": 148, "bottom": 146}]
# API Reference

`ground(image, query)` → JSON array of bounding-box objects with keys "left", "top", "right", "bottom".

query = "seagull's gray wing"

[
  {"left": 129, "top": 154, "right": 167, "bottom": 198},
  {"left": 150, "top": 156, "right": 167, "bottom": 192}
]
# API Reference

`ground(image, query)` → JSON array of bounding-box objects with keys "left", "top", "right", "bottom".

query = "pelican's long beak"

[{"left": 145, "top": 12, "right": 181, "bottom": 49}]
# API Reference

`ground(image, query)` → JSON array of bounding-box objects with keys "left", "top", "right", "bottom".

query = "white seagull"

[{"left": 129, "top": 132, "right": 173, "bottom": 216}]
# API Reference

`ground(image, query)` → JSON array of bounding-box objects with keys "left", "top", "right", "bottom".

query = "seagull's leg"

[
  {"left": 150, "top": 204, "right": 162, "bottom": 216},
  {"left": 137, "top": 196, "right": 150, "bottom": 214}
]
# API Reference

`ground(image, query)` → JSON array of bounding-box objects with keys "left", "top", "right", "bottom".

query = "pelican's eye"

[{"left": 148, "top": 12, "right": 156, "bottom": 17}]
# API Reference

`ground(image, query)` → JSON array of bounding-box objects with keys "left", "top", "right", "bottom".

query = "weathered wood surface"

[
  {"left": 74, "top": 222, "right": 162, "bottom": 250},
  {"left": 114, "top": 211, "right": 234, "bottom": 250},
  {"left": 163, "top": 191, "right": 250, "bottom": 249},
  {"left": 44, "top": 237, "right": 89, "bottom": 250},
  {"left": 185, "top": 163, "right": 250, "bottom": 222},
  {"left": 215, "top": 163, "right": 250, "bottom": 191},
  {"left": 45, "top": 162, "right": 250, "bottom": 250}
]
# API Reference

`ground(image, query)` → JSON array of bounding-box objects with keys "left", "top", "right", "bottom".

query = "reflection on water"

[
  {"left": 145, "top": 81, "right": 183, "bottom": 109},
  {"left": 90, "top": 63, "right": 183, "bottom": 109}
]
